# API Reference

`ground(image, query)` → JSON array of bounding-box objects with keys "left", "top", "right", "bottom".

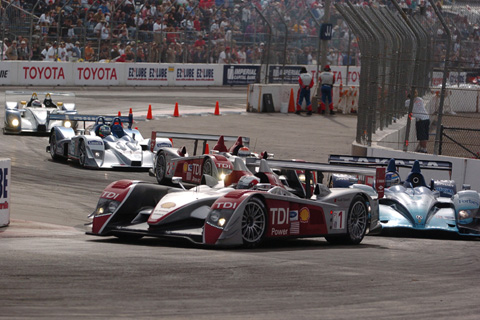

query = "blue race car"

[{"left": 328, "top": 155, "right": 480, "bottom": 237}]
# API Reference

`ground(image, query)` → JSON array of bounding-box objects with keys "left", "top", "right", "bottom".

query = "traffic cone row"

[{"left": 143, "top": 101, "right": 223, "bottom": 119}]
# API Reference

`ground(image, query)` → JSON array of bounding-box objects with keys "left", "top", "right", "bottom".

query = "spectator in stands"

[
  {"left": 84, "top": 41, "right": 95, "bottom": 61},
  {"left": 218, "top": 46, "right": 231, "bottom": 64},
  {"left": 5, "top": 40, "right": 18, "bottom": 60},
  {"left": 18, "top": 40, "right": 32, "bottom": 60},
  {"left": 69, "top": 41, "right": 82, "bottom": 62},
  {"left": 46, "top": 41, "right": 58, "bottom": 61},
  {"left": 237, "top": 45, "right": 246, "bottom": 64},
  {"left": 58, "top": 41, "right": 68, "bottom": 61}
]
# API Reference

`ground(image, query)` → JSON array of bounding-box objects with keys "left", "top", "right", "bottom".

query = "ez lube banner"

[{"left": 0, "top": 158, "right": 10, "bottom": 227}]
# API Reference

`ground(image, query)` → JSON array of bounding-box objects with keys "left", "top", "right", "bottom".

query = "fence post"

[{"left": 439, "top": 125, "right": 443, "bottom": 155}]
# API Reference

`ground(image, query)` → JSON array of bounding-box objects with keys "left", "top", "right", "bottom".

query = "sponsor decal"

[
  {"left": 459, "top": 199, "right": 480, "bottom": 207},
  {"left": 161, "top": 202, "right": 176, "bottom": 209},
  {"left": 88, "top": 140, "right": 103, "bottom": 146},
  {"left": 183, "top": 162, "right": 188, "bottom": 172},
  {"left": 213, "top": 201, "right": 238, "bottom": 210},
  {"left": 23, "top": 66, "right": 65, "bottom": 80},
  {"left": 299, "top": 207, "right": 310, "bottom": 223},
  {"left": 0, "top": 70, "right": 9, "bottom": 78},
  {"left": 416, "top": 215, "right": 423, "bottom": 223},
  {"left": 290, "top": 221, "right": 300, "bottom": 235},
  {"left": 101, "top": 191, "right": 120, "bottom": 200},
  {"left": 77, "top": 67, "right": 117, "bottom": 80},
  {"left": 0, "top": 166, "right": 8, "bottom": 208},
  {"left": 223, "top": 65, "right": 260, "bottom": 85},
  {"left": 156, "top": 142, "right": 171, "bottom": 148},
  {"left": 332, "top": 210, "right": 345, "bottom": 229},
  {"left": 176, "top": 67, "right": 214, "bottom": 81},
  {"left": 290, "top": 210, "right": 298, "bottom": 221},
  {"left": 270, "top": 207, "right": 289, "bottom": 236}
]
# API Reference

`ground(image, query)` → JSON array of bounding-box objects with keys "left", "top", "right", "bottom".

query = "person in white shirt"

[
  {"left": 218, "top": 46, "right": 231, "bottom": 64},
  {"left": 411, "top": 89, "right": 430, "bottom": 153},
  {"left": 46, "top": 42, "right": 58, "bottom": 61}
]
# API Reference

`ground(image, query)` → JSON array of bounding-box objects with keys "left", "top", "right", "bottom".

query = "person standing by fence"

[
  {"left": 412, "top": 89, "right": 430, "bottom": 153},
  {"left": 296, "top": 67, "right": 314, "bottom": 116},
  {"left": 319, "top": 65, "right": 335, "bottom": 115}
]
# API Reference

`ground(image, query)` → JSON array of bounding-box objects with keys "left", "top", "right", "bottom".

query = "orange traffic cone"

[
  {"left": 214, "top": 101, "right": 220, "bottom": 115},
  {"left": 173, "top": 102, "right": 180, "bottom": 117},
  {"left": 118, "top": 111, "right": 121, "bottom": 116},
  {"left": 204, "top": 143, "right": 210, "bottom": 154},
  {"left": 288, "top": 88, "right": 296, "bottom": 113},
  {"left": 146, "top": 104, "right": 153, "bottom": 120}
]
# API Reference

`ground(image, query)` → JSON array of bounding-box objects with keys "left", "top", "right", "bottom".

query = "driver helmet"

[
  {"left": 385, "top": 172, "right": 401, "bottom": 188},
  {"left": 238, "top": 147, "right": 251, "bottom": 157},
  {"left": 98, "top": 125, "right": 111, "bottom": 138},
  {"left": 237, "top": 175, "right": 260, "bottom": 189},
  {"left": 31, "top": 99, "right": 42, "bottom": 107}
]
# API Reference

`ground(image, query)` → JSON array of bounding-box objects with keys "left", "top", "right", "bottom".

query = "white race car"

[{"left": 4, "top": 91, "right": 77, "bottom": 134}]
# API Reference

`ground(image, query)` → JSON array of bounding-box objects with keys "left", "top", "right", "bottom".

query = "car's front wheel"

[
  {"left": 78, "top": 140, "right": 87, "bottom": 167},
  {"left": 241, "top": 198, "right": 267, "bottom": 247},
  {"left": 49, "top": 132, "right": 62, "bottom": 160},
  {"left": 325, "top": 195, "right": 368, "bottom": 245}
]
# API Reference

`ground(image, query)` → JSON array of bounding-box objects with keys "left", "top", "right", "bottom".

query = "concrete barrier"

[{"left": 0, "top": 158, "right": 10, "bottom": 227}]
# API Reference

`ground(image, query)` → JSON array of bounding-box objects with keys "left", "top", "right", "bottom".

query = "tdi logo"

[
  {"left": 102, "top": 191, "right": 119, "bottom": 199},
  {"left": 270, "top": 207, "right": 289, "bottom": 236}
]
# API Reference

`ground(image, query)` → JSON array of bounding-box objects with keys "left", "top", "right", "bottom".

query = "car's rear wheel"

[
  {"left": 155, "top": 152, "right": 169, "bottom": 184},
  {"left": 78, "top": 140, "right": 87, "bottom": 167},
  {"left": 241, "top": 198, "right": 267, "bottom": 247},
  {"left": 325, "top": 195, "right": 368, "bottom": 245},
  {"left": 203, "top": 157, "right": 214, "bottom": 177}
]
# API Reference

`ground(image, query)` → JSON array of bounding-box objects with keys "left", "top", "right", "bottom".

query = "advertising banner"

[
  {"left": 223, "top": 65, "right": 260, "bottom": 85},
  {"left": 0, "top": 62, "right": 14, "bottom": 85},
  {"left": 74, "top": 63, "right": 122, "bottom": 86},
  {"left": 125, "top": 63, "right": 168, "bottom": 86},
  {"left": 18, "top": 61, "right": 70, "bottom": 86},
  {"left": 173, "top": 64, "right": 223, "bottom": 86},
  {"left": 0, "top": 158, "right": 10, "bottom": 227}
]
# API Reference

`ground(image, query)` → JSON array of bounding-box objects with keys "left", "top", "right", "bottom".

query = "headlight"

[
  {"left": 298, "top": 173, "right": 306, "bottom": 183},
  {"left": 219, "top": 173, "right": 226, "bottom": 181},
  {"left": 11, "top": 118, "right": 19, "bottom": 127},
  {"left": 64, "top": 121, "right": 72, "bottom": 128},
  {"left": 207, "top": 209, "right": 234, "bottom": 229},
  {"left": 458, "top": 210, "right": 471, "bottom": 220},
  {"left": 94, "top": 198, "right": 120, "bottom": 216}
]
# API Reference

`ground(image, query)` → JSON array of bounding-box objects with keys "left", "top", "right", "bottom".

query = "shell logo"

[
  {"left": 161, "top": 202, "right": 176, "bottom": 209},
  {"left": 299, "top": 207, "right": 310, "bottom": 223}
]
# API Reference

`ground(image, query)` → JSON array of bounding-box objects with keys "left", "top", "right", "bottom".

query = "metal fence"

[{"left": 2, "top": 0, "right": 480, "bottom": 158}]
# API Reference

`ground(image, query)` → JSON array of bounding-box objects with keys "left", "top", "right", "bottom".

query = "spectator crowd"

[{"left": 0, "top": 0, "right": 479, "bottom": 68}]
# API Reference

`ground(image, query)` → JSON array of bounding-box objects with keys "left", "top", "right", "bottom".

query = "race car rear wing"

[
  {"left": 328, "top": 155, "right": 452, "bottom": 175},
  {"left": 245, "top": 158, "right": 386, "bottom": 198},
  {"left": 150, "top": 131, "right": 250, "bottom": 155},
  {"left": 48, "top": 114, "right": 133, "bottom": 129}
]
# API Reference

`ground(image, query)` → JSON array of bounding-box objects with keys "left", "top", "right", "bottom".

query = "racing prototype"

[
  {"left": 47, "top": 114, "right": 172, "bottom": 169},
  {"left": 328, "top": 155, "right": 480, "bottom": 236},
  {"left": 4, "top": 91, "right": 77, "bottom": 134},
  {"left": 87, "top": 159, "right": 385, "bottom": 247}
]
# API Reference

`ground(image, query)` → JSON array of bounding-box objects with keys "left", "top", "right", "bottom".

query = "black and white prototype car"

[
  {"left": 4, "top": 91, "right": 77, "bottom": 134},
  {"left": 47, "top": 114, "right": 172, "bottom": 169}
]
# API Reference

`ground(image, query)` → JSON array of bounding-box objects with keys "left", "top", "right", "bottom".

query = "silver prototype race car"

[
  {"left": 46, "top": 114, "right": 172, "bottom": 169},
  {"left": 4, "top": 91, "right": 77, "bottom": 134}
]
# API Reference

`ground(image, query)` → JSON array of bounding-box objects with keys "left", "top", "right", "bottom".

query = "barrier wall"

[
  {"left": 0, "top": 158, "right": 10, "bottom": 227},
  {"left": 0, "top": 61, "right": 360, "bottom": 88}
]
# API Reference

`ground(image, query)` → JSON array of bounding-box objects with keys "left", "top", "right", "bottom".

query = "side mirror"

[{"left": 172, "top": 176, "right": 186, "bottom": 190}]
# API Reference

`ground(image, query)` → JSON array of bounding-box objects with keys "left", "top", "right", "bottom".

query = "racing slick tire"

[
  {"left": 325, "top": 195, "right": 368, "bottom": 245},
  {"left": 202, "top": 157, "right": 215, "bottom": 177},
  {"left": 49, "top": 132, "right": 63, "bottom": 161},
  {"left": 78, "top": 140, "right": 87, "bottom": 167},
  {"left": 155, "top": 151, "right": 169, "bottom": 185},
  {"left": 241, "top": 197, "right": 267, "bottom": 247}
]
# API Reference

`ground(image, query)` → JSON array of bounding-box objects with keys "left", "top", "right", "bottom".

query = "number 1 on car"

[{"left": 332, "top": 211, "right": 344, "bottom": 229}]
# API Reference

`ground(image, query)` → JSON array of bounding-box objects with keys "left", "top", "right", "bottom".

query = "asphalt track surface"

[{"left": 1, "top": 87, "right": 479, "bottom": 319}]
